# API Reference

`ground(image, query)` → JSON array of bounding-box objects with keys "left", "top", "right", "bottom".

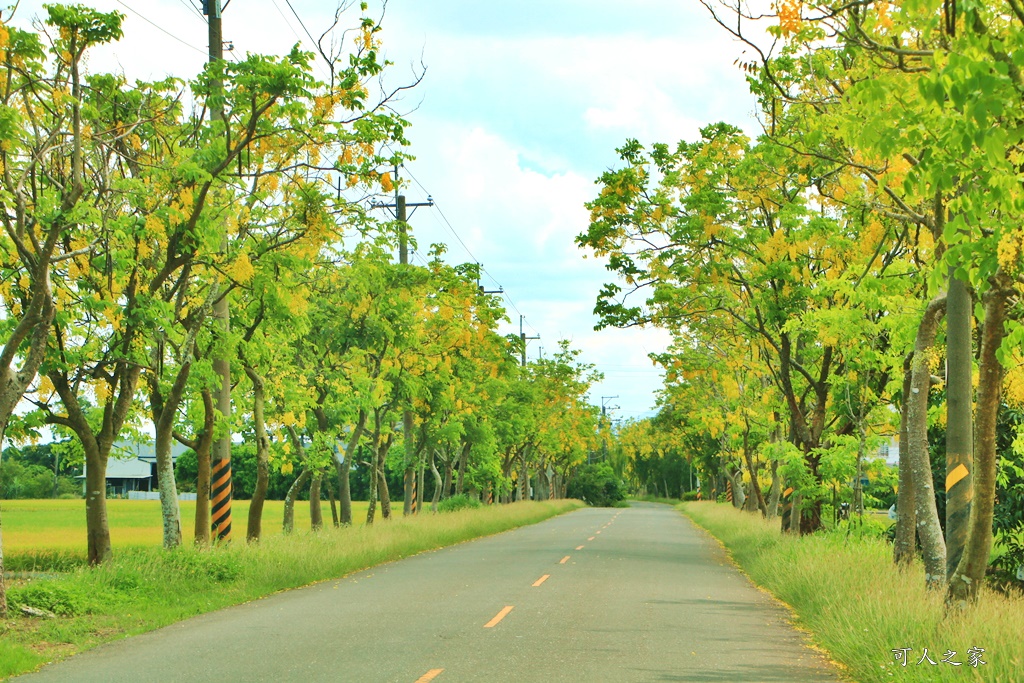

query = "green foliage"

[
  {"left": 436, "top": 493, "right": 483, "bottom": 512},
  {"left": 8, "top": 581, "right": 90, "bottom": 616},
  {"left": 567, "top": 463, "right": 625, "bottom": 507},
  {"left": 174, "top": 446, "right": 292, "bottom": 500},
  {"left": 0, "top": 459, "right": 78, "bottom": 500}
]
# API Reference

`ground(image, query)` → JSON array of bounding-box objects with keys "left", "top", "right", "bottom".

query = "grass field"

[
  {"left": 2, "top": 498, "right": 377, "bottom": 554},
  {"left": 683, "top": 501, "right": 1024, "bottom": 683},
  {"left": 0, "top": 499, "right": 583, "bottom": 679}
]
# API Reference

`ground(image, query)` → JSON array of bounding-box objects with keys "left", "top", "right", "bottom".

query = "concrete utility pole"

[
  {"left": 373, "top": 166, "right": 431, "bottom": 515},
  {"left": 206, "top": 0, "right": 233, "bottom": 542},
  {"left": 598, "top": 396, "right": 618, "bottom": 464},
  {"left": 519, "top": 315, "right": 539, "bottom": 367}
]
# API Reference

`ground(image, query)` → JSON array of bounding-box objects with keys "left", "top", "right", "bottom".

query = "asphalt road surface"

[{"left": 19, "top": 502, "right": 841, "bottom": 682}]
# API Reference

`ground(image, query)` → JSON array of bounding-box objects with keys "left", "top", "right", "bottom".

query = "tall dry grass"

[{"left": 683, "top": 501, "right": 1024, "bottom": 683}]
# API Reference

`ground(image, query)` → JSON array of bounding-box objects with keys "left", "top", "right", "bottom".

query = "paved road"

[{"left": 19, "top": 503, "right": 840, "bottom": 682}]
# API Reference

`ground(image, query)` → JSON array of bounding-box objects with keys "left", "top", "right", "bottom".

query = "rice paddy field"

[{"left": 2, "top": 499, "right": 379, "bottom": 554}]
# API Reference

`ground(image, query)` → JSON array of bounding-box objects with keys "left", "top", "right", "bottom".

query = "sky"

[{"left": 7, "top": 0, "right": 758, "bottom": 422}]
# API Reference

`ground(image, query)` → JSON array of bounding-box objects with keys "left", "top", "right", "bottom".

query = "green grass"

[
  {"left": 0, "top": 499, "right": 582, "bottom": 678},
  {"left": 682, "top": 501, "right": 1024, "bottom": 683}
]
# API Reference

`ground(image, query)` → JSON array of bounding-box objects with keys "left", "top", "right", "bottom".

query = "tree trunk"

[
  {"left": 726, "top": 468, "right": 746, "bottom": 509},
  {"left": 84, "top": 446, "right": 113, "bottom": 564},
  {"left": 442, "top": 456, "right": 453, "bottom": 500},
  {"left": 0, "top": 507, "right": 7, "bottom": 618},
  {"left": 0, "top": 252, "right": 56, "bottom": 460},
  {"left": 246, "top": 368, "right": 270, "bottom": 543},
  {"left": 283, "top": 468, "right": 310, "bottom": 534},
  {"left": 379, "top": 432, "right": 393, "bottom": 520},
  {"left": 767, "top": 461, "right": 782, "bottom": 518},
  {"left": 153, "top": 418, "right": 183, "bottom": 549},
  {"left": 430, "top": 450, "right": 443, "bottom": 512},
  {"left": 894, "top": 353, "right": 917, "bottom": 566},
  {"left": 789, "top": 492, "right": 802, "bottom": 533},
  {"left": 337, "top": 458, "right": 353, "bottom": 526},
  {"left": 945, "top": 268, "right": 973, "bottom": 579},
  {"left": 403, "top": 410, "right": 415, "bottom": 515},
  {"left": 328, "top": 481, "right": 339, "bottom": 528},
  {"left": 456, "top": 440, "right": 471, "bottom": 494},
  {"left": 194, "top": 389, "right": 214, "bottom": 546},
  {"left": 379, "top": 468, "right": 392, "bottom": 520},
  {"left": 149, "top": 313, "right": 207, "bottom": 551},
  {"left": 51, "top": 363, "right": 140, "bottom": 565},
  {"left": 742, "top": 422, "right": 768, "bottom": 516},
  {"left": 907, "top": 294, "right": 948, "bottom": 589},
  {"left": 367, "top": 459, "right": 378, "bottom": 525},
  {"left": 309, "top": 472, "right": 323, "bottom": 531},
  {"left": 337, "top": 410, "right": 367, "bottom": 526},
  {"left": 948, "top": 280, "right": 1009, "bottom": 606},
  {"left": 417, "top": 456, "right": 426, "bottom": 512},
  {"left": 518, "top": 450, "right": 530, "bottom": 501}
]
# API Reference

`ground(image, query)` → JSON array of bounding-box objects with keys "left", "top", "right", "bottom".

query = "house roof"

[
  {"left": 81, "top": 457, "right": 152, "bottom": 479},
  {"left": 112, "top": 440, "right": 189, "bottom": 463}
]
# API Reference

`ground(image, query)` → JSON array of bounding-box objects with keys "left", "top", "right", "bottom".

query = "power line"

[
  {"left": 268, "top": 0, "right": 332, "bottom": 82},
  {"left": 400, "top": 165, "right": 538, "bottom": 335},
  {"left": 176, "top": 0, "right": 208, "bottom": 24},
  {"left": 269, "top": 0, "right": 305, "bottom": 46},
  {"left": 114, "top": 0, "right": 208, "bottom": 56},
  {"left": 284, "top": 0, "right": 319, "bottom": 52}
]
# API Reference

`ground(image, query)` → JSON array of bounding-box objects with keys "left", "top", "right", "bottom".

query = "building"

[{"left": 80, "top": 440, "right": 190, "bottom": 496}]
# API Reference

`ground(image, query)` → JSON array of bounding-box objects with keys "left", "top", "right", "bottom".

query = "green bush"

[
  {"left": 8, "top": 582, "right": 90, "bottom": 616},
  {"left": 567, "top": 463, "right": 625, "bottom": 507},
  {"left": 437, "top": 493, "right": 483, "bottom": 512},
  {"left": 681, "top": 490, "right": 700, "bottom": 501}
]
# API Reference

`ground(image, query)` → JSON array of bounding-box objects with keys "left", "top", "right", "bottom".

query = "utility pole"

[
  {"left": 206, "top": 0, "right": 232, "bottom": 543},
  {"left": 598, "top": 396, "right": 618, "bottom": 464},
  {"left": 519, "top": 315, "right": 539, "bottom": 367},
  {"left": 373, "top": 165, "right": 431, "bottom": 515}
]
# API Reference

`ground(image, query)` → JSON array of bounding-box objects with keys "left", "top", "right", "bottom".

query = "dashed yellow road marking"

[
  {"left": 415, "top": 669, "right": 444, "bottom": 682},
  {"left": 588, "top": 536, "right": 595, "bottom": 541},
  {"left": 560, "top": 555, "right": 570, "bottom": 564},
  {"left": 576, "top": 545, "right": 584, "bottom": 550},
  {"left": 532, "top": 574, "right": 551, "bottom": 587},
  {"left": 484, "top": 606, "right": 514, "bottom": 628}
]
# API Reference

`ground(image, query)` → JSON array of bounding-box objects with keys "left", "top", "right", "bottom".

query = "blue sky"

[{"left": 8, "top": 0, "right": 758, "bottom": 421}]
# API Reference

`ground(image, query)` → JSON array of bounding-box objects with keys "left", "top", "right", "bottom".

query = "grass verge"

[
  {"left": 682, "top": 501, "right": 1024, "bottom": 683},
  {"left": 0, "top": 499, "right": 582, "bottom": 679}
]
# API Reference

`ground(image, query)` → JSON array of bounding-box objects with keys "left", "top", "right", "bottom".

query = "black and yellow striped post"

[
  {"left": 781, "top": 486, "right": 795, "bottom": 532},
  {"left": 411, "top": 476, "right": 418, "bottom": 514},
  {"left": 211, "top": 458, "right": 232, "bottom": 541},
  {"left": 946, "top": 462, "right": 971, "bottom": 574},
  {"left": 726, "top": 480, "right": 733, "bottom": 504}
]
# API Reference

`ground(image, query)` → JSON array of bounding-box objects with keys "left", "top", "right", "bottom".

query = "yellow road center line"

[
  {"left": 415, "top": 669, "right": 444, "bottom": 682},
  {"left": 596, "top": 530, "right": 601, "bottom": 534},
  {"left": 588, "top": 536, "right": 595, "bottom": 541},
  {"left": 560, "top": 555, "right": 570, "bottom": 564},
  {"left": 532, "top": 574, "right": 551, "bottom": 587},
  {"left": 484, "top": 606, "right": 514, "bottom": 628},
  {"left": 576, "top": 545, "right": 584, "bottom": 550}
]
